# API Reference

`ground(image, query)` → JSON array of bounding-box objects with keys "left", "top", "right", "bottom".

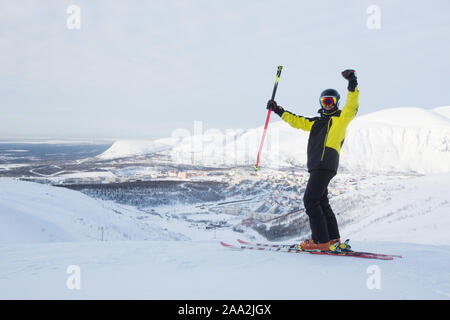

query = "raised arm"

[
  {"left": 340, "top": 69, "right": 359, "bottom": 123},
  {"left": 267, "top": 100, "right": 315, "bottom": 131}
]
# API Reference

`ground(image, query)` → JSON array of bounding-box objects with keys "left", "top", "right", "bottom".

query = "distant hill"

[{"left": 98, "top": 107, "right": 450, "bottom": 174}]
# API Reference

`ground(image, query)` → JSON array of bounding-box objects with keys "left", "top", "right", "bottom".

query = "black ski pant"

[{"left": 303, "top": 169, "right": 340, "bottom": 243}]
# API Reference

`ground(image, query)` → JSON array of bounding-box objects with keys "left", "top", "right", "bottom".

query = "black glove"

[
  {"left": 341, "top": 69, "right": 358, "bottom": 92},
  {"left": 267, "top": 100, "right": 285, "bottom": 117}
]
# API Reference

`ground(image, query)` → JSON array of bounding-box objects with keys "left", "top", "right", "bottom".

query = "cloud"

[{"left": 1, "top": 0, "right": 450, "bottom": 139}]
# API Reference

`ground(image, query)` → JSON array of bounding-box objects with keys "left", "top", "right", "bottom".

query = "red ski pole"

[{"left": 254, "top": 66, "right": 283, "bottom": 171}]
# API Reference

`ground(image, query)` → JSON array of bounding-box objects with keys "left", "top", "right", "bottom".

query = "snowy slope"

[
  {"left": 0, "top": 178, "right": 187, "bottom": 243},
  {"left": 0, "top": 173, "right": 449, "bottom": 298},
  {"left": 1, "top": 172, "right": 449, "bottom": 246},
  {"left": 336, "top": 173, "right": 450, "bottom": 245},
  {"left": 0, "top": 240, "right": 449, "bottom": 299},
  {"left": 98, "top": 107, "right": 450, "bottom": 174},
  {"left": 433, "top": 106, "right": 450, "bottom": 119}
]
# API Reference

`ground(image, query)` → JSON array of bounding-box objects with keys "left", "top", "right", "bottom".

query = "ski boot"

[{"left": 297, "top": 239, "right": 340, "bottom": 252}]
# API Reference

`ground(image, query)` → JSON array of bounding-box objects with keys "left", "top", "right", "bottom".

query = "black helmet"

[{"left": 319, "top": 88, "right": 340, "bottom": 108}]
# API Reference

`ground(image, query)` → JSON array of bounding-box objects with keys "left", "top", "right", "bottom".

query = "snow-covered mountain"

[
  {"left": 98, "top": 106, "right": 450, "bottom": 174},
  {"left": 98, "top": 137, "right": 178, "bottom": 160},
  {"left": 342, "top": 107, "right": 450, "bottom": 173}
]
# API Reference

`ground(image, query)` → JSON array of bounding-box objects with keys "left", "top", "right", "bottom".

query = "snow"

[
  {"left": 0, "top": 178, "right": 187, "bottom": 243},
  {"left": 342, "top": 111, "right": 450, "bottom": 174},
  {"left": 97, "top": 106, "right": 450, "bottom": 174},
  {"left": 0, "top": 164, "right": 28, "bottom": 171},
  {"left": 0, "top": 240, "right": 448, "bottom": 299},
  {"left": 355, "top": 107, "right": 450, "bottom": 127},
  {"left": 97, "top": 138, "right": 178, "bottom": 160},
  {"left": 49, "top": 171, "right": 118, "bottom": 181},
  {"left": 1, "top": 106, "right": 450, "bottom": 299},
  {"left": 0, "top": 174, "right": 449, "bottom": 299},
  {"left": 337, "top": 173, "right": 450, "bottom": 245},
  {"left": 433, "top": 106, "right": 450, "bottom": 119}
]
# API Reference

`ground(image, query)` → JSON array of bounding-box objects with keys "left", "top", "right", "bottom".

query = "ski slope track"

[
  {"left": 0, "top": 175, "right": 449, "bottom": 299},
  {"left": 0, "top": 239, "right": 449, "bottom": 299}
]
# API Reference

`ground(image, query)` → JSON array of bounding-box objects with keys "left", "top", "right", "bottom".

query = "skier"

[{"left": 266, "top": 69, "right": 359, "bottom": 251}]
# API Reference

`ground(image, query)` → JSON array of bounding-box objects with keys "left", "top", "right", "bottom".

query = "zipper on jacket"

[{"left": 320, "top": 118, "right": 331, "bottom": 161}]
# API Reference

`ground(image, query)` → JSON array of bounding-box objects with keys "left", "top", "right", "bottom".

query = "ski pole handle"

[
  {"left": 254, "top": 66, "right": 283, "bottom": 171},
  {"left": 271, "top": 66, "right": 283, "bottom": 100}
]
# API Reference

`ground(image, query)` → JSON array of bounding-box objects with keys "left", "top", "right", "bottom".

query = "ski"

[
  {"left": 220, "top": 241, "right": 393, "bottom": 260},
  {"left": 236, "top": 239, "right": 402, "bottom": 259}
]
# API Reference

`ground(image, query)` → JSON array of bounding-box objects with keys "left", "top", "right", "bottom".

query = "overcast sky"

[{"left": 1, "top": 0, "right": 449, "bottom": 140}]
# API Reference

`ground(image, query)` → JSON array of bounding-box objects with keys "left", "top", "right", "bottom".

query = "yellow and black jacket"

[{"left": 280, "top": 89, "right": 359, "bottom": 173}]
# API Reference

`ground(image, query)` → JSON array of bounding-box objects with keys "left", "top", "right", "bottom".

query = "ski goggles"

[{"left": 320, "top": 96, "right": 337, "bottom": 107}]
